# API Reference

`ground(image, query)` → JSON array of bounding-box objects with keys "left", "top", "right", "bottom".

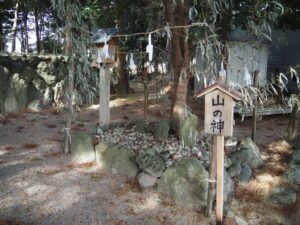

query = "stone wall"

[{"left": 0, "top": 53, "right": 68, "bottom": 113}]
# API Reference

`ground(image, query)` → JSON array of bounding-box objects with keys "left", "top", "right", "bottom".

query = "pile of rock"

[
  {"left": 70, "top": 114, "right": 243, "bottom": 209},
  {"left": 226, "top": 137, "right": 263, "bottom": 183},
  {"left": 0, "top": 53, "right": 98, "bottom": 113}
]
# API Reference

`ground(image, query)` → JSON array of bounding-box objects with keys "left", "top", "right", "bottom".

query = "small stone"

[{"left": 137, "top": 172, "right": 158, "bottom": 188}]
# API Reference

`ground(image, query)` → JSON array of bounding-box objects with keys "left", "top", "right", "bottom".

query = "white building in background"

[
  {"left": 226, "top": 41, "right": 269, "bottom": 87},
  {"left": 225, "top": 29, "right": 270, "bottom": 88}
]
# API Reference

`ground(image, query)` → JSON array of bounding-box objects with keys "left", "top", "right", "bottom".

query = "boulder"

[
  {"left": 180, "top": 114, "right": 199, "bottom": 147},
  {"left": 137, "top": 172, "right": 158, "bottom": 188},
  {"left": 125, "top": 118, "right": 147, "bottom": 133},
  {"left": 4, "top": 73, "right": 28, "bottom": 112},
  {"left": 237, "top": 165, "right": 252, "bottom": 183},
  {"left": 4, "top": 90, "right": 18, "bottom": 112},
  {"left": 135, "top": 152, "right": 166, "bottom": 177},
  {"left": 227, "top": 161, "right": 242, "bottom": 177},
  {"left": 157, "top": 158, "right": 208, "bottom": 209},
  {"left": 28, "top": 78, "right": 53, "bottom": 107},
  {"left": 57, "top": 62, "right": 67, "bottom": 80},
  {"left": 227, "top": 137, "right": 263, "bottom": 178},
  {"left": 53, "top": 80, "right": 64, "bottom": 106},
  {"left": 235, "top": 137, "right": 263, "bottom": 168},
  {"left": 43, "top": 87, "right": 54, "bottom": 106},
  {"left": 36, "top": 61, "right": 57, "bottom": 85},
  {"left": 154, "top": 120, "right": 169, "bottom": 140},
  {"left": 71, "top": 131, "right": 95, "bottom": 163},
  {"left": 224, "top": 171, "right": 234, "bottom": 201},
  {"left": 270, "top": 185, "right": 298, "bottom": 206},
  {"left": 284, "top": 157, "right": 300, "bottom": 184},
  {"left": 27, "top": 55, "right": 40, "bottom": 67},
  {"left": 27, "top": 100, "right": 43, "bottom": 112},
  {"left": 95, "top": 141, "right": 138, "bottom": 178}
]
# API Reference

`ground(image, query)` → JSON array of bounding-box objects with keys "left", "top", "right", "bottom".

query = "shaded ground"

[{"left": 0, "top": 92, "right": 297, "bottom": 225}]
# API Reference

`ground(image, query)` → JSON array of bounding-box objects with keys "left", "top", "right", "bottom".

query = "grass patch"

[{"left": 235, "top": 181, "right": 265, "bottom": 203}]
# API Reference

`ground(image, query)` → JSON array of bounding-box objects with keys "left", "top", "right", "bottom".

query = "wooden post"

[
  {"left": 196, "top": 82, "right": 243, "bottom": 224},
  {"left": 216, "top": 135, "right": 224, "bottom": 225},
  {"left": 99, "top": 64, "right": 111, "bottom": 127},
  {"left": 252, "top": 70, "right": 259, "bottom": 142},
  {"left": 144, "top": 65, "right": 148, "bottom": 120},
  {"left": 206, "top": 135, "right": 218, "bottom": 217}
]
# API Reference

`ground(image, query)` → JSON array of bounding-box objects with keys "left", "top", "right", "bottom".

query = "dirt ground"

[{"left": 0, "top": 92, "right": 297, "bottom": 225}]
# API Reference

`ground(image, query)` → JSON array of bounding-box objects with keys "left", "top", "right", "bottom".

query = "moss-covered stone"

[
  {"left": 4, "top": 73, "right": 28, "bottom": 112},
  {"left": 157, "top": 158, "right": 208, "bottom": 209},
  {"left": 95, "top": 141, "right": 138, "bottom": 178},
  {"left": 180, "top": 114, "right": 199, "bottom": 147},
  {"left": 154, "top": 120, "right": 169, "bottom": 140},
  {"left": 135, "top": 152, "right": 166, "bottom": 177},
  {"left": 71, "top": 131, "right": 95, "bottom": 163}
]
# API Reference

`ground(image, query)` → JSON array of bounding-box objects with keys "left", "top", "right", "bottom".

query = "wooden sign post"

[{"left": 196, "top": 82, "right": 243, "bottom": 224}]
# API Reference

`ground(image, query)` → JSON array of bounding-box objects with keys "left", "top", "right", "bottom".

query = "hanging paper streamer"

[
  {"left": 219, "top": 60, "right": 226, "bottom": 78},
  {"left": 103, "top": 41, "right": 110, "bottom": 59},
  {"left": 97, "top": 49, "right": 102, "bottom": 63},
  {"left": 146, "top": 33, "right": 153, "bottom": 61},
  {"left": 243, "top": 66, "right": 252, "bottom": 85},
  {"left": 129, "top": 53, "right": 135, "bottom": 68}
]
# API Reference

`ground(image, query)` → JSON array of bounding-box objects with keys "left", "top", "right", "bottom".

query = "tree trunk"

[
  {"left": 163, "top": 0, "right": 192, "bottom": 134},
  {"left": 0, "top": 23, "right": 4, "bottom": 51},
  {"left": 0, "top": 65, "right": 4, "bottom": 113},
  {"left": 23, "top": 8, "right": 29, "bottom": 54},
  {"left": 34, "top": 9, "right": 41, "bottom": 53},
  {"left": 20, "top": 23, "right": 25, "bottom": 53},
  {"left": 115, "top": 52, "right": 130, "bottom": 96},
  {"left": 64, "top": 0, "right": 74, "bottom": 154},
  {"left": 115, "top": 0, "right": 131, "bottom": 96},
  {"left": 11, "top": 0, "right": 19, "bottom": 53},
  {"left": 40, "top": 16, "right": 44, "bottom": 53}
]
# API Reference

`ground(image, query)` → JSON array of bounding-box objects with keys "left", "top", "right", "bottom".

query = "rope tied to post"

[{"left": 199, "top": 178, "right": 227, "bottom": 183}]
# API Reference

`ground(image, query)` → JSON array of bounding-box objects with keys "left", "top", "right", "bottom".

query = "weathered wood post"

[
  {"left": 196, "top": 82, "right": 243, "bottom": 224},
  {"left": 99, "top": 64, "right": 111, "bottom": 127},
  {"left": 91, "top": 28, "right": 119, "bottom": 128}
]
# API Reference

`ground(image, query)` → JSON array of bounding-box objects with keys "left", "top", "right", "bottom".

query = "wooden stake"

[
  {"left": 216, "top": 135, "right": 224, "bottom": 224},
  {"left": 252, "top": 70, "right": 259, "bottom": 142},
  {"left": 206, "top": 135, "right": 217, "bottom": 217}
]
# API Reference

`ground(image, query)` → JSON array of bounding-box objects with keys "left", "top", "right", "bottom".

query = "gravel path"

[{"left": 0, "top": 110, "right": 214, "bottom": 225}]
